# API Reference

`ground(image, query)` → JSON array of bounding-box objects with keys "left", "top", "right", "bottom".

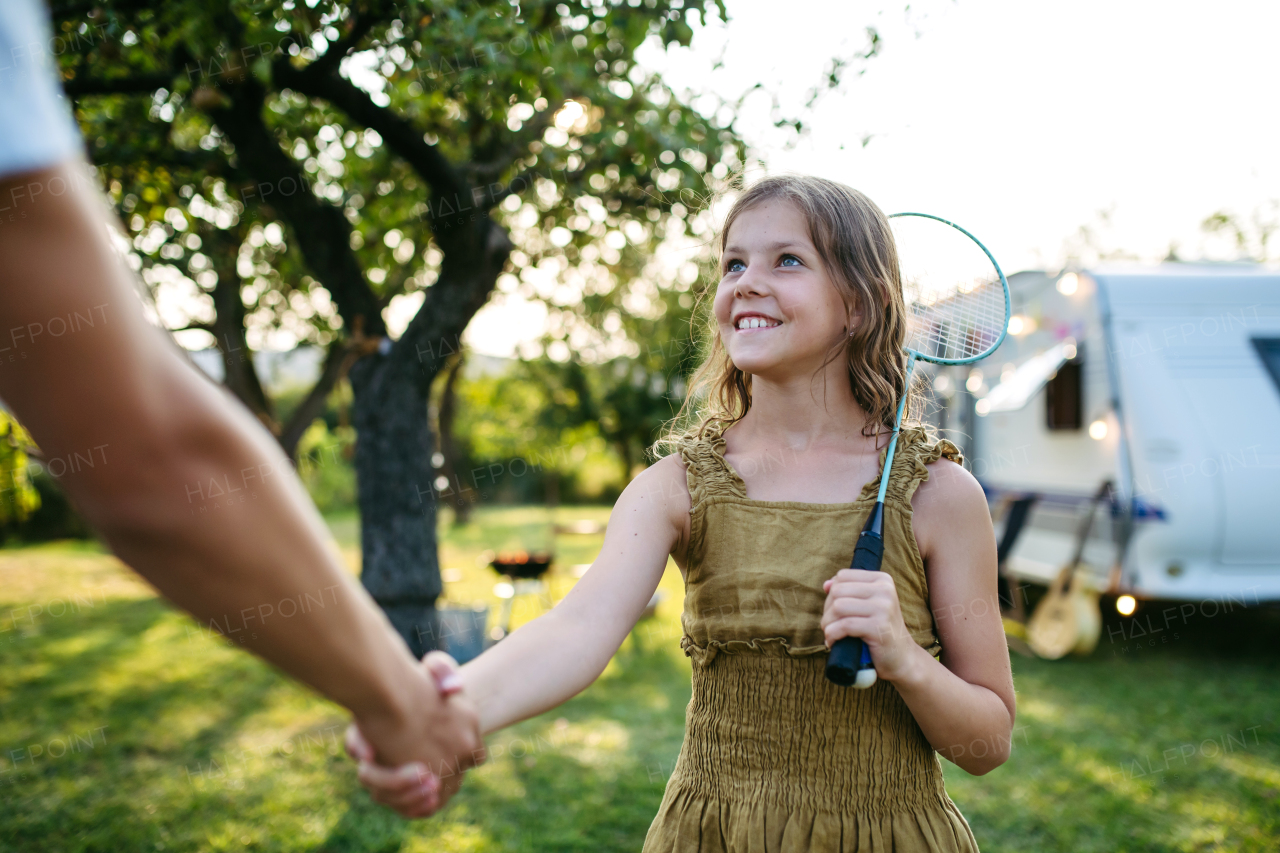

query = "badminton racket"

[{"left": 825, "top": 212, "right": 1011, "bottom": 687}]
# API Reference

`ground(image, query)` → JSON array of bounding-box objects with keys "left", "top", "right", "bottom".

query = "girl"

[{"left": 348, "top": 174, "right": 1016, "bottom": 852}]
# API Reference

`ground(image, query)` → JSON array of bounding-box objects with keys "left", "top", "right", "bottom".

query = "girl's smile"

[{"left": 732, "top": 312, "right": 782, "bottom": 331}]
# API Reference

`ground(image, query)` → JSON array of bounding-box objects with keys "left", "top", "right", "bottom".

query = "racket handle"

[{"left": 824, "top": 526, "right": 885, "bottom": 687}]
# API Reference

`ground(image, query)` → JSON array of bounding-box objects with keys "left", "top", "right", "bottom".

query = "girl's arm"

[
  {"left": 822, "top": 459, "right": 1016, "bottom": 776},
  {"left": 461, "top": 454, "right": 689, "bottom": 734},
  {"left": 351, "top": 454, "right": 691, "bottom": 817}
]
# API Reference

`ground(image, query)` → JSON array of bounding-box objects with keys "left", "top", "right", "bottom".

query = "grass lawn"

[{"left": 1, "top": 505, "right": 1277, "bottom": 852}]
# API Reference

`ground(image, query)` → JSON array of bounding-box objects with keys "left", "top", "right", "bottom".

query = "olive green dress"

[{"left": 642, "top": 421, "right": 981, "bottom": 853}]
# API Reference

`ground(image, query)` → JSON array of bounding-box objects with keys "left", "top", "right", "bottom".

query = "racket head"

[{"left": 888, "top": 212, "right": 1011, "bottom": 365}]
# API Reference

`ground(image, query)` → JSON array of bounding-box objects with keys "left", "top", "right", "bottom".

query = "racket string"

[{"left": 890, "top": 214, "right": 1010, "bottom": 364}]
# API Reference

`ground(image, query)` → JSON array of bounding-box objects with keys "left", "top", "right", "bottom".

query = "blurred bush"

[
  {"left": 0, "top": 412, "right": 94, "bottom": 544},
  {"left": 295, "top": 420, "right": 357, "bottom": 514},
  {"left": 0, "top": 411, "right": 39, "bottom": 528}
]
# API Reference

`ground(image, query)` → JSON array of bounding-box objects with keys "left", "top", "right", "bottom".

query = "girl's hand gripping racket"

[{"left": 825, "top": 212, "right": 1011, "bottom": 688}]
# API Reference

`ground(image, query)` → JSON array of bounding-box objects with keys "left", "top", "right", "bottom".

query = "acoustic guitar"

[{"left": 1026, "top": 481, "right": 1112, "bottom": 660}]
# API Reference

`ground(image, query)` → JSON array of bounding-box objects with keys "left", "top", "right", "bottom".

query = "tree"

[
  {"left": 1201, "top": 202, "right": 1280, "bottom": 263},
  {"left": 523, "top": 273, "right": 706, "bottom": 485},
  {"left": 54, "top": 0, "right": 756, "bottom": 655}
]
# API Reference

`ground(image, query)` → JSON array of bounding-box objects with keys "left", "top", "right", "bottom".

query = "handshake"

[{"left": 346, "top": 651, "right": 485, "bottom": 818}]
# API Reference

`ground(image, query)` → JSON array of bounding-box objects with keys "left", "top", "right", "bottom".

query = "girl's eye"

[
  {"left": 725, "top": 259, "right": 745, "bottom": 273},
  {"left": 780, "top": 254, "right": 802, "bottom": 267}
]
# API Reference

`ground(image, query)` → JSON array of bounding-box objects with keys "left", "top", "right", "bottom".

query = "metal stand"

[{"left": 491, "top": 577, "right": 551, "bottom": 640}]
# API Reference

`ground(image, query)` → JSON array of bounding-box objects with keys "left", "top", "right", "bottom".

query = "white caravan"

[{"left": 926, "top": 264, "right": 1280, "bottom": 605}]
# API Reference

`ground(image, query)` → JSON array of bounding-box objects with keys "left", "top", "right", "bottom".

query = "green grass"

[{"left": 1, "top": 507, "right": 1278, "bottom": 852}]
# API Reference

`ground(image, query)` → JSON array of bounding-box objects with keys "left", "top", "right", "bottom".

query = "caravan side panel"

[{"left": 1099, "top": 268, "right": 1280, "bottom": 600}]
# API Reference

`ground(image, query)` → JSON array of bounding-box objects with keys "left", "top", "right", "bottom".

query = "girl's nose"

[{"left": 733, "top": 267, "right": 769, "bottom": 299}]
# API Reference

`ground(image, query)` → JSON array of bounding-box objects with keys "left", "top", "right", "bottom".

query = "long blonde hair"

[{"left": 656, "top": 173, "right": 917, "bottom": 453}]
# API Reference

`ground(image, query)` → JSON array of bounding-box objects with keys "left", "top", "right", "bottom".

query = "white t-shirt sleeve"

[{"left": 0, "top": 0, "right": 84, "bottom": 177}]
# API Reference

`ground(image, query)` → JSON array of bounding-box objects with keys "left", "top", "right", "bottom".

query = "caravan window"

[
  {"left": 1254, "top": 338, "right": 1280, "bottom": 397},
  {"left": 1045, "top": 351, "right": 1083, "bottom": 430}
]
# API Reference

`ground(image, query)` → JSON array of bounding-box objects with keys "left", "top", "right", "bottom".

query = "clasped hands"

[{"left": 346, "top": 651, "right": 483, "bottom": 818}]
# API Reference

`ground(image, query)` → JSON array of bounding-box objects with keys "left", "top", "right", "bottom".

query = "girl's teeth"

[{"left": 738, "top": 317, "right": 777, "bottom": 329}]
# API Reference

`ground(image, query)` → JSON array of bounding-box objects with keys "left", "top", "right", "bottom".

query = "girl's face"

[{"left": 713, "top": 198, "right": 855, "bottom": 381}]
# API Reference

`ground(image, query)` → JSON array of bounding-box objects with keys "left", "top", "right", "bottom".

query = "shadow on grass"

[
  {"left": 1095, "top": 595, "right": 1280, "bottom": 663},
  {"left": 312, "top": 787, "right": 412, "bottom": 853},
  {"left": 5, "top": 564, "right": 1277, "bottom": 852},
  {"left": 301, "top": 602, "right": 1280, "bottom": 853},
  {"left": 1, "top": 597, "right": 290, "bottom": 852}
]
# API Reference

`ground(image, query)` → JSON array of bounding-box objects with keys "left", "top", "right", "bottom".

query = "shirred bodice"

[{"left": 642, "top": 421, "right": 980, "bottom": 853}]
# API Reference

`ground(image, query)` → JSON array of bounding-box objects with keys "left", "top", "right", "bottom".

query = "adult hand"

[
  {"left": 346, "top": 652, "right": 482, "bottom": 818},
  {"left": 821, "top": 569, "right": 924, "bottom": 684}
]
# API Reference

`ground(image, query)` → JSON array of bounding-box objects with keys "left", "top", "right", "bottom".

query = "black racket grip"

[{"left": 824, "top": 529, "right": 885, "bottom": 686}]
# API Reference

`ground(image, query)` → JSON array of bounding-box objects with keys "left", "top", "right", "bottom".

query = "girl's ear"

[{"left": 844, "top": 300, "right": 863, "bottom": 337}]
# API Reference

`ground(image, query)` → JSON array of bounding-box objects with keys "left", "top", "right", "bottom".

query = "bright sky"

[{"left": 463, "top": 0, "right": 1280, "bottom": 357}]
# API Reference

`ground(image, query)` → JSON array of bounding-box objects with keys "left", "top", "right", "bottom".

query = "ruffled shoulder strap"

[
  {"left": 882, "top": 425, "right": 964, "bottom": 507},
  {"left": 675, "top": 419, "right": 748, "bottom": 507},
  {"left": 673, "top": 421, "right": 746, "bottom": 574}
]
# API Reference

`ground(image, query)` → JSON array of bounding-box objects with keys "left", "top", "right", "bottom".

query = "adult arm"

[{"left": 0, "top": 162, "right": 481, "bottom": 771}]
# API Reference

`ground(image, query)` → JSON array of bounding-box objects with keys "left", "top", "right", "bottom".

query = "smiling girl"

[{"left": 348, "top": 175, "right": 1015, "bottom": 852}]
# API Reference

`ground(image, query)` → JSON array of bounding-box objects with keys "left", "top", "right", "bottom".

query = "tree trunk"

[
  {"left": 349, "top": 351, "right": 442, "bottom": 658},
  {"left": 616, "top": 439, "right": 633, "bottom": 486},
  {"left": 205, "top": 226, "right": 276, "bottom": 428},
  {"left": 350, "top": 223, "right": 512, "bottom": 658}
]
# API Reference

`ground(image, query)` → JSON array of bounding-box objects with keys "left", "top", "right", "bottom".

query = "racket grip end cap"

[{"left": 825, "top": 636, "right": 862, "bottom": 686}]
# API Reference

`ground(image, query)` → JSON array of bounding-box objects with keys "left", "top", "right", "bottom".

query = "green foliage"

[
  {"left": 53, "top": 0, "right": 769, "bottom": 520},
  {"left": 295, "top": 420, "right": 357, "bottom": 513},
  {"left": 0, "top": 413, "right": 96, "bottom": 545},
  {"left": 0, "top": 412, "right": 41, "bottom": 531},
  {"left": 448, "top": 257, "right": 709, "bottom": 492},
  {"left": 6, "top": 470, "right": 97, "bottom": 544},
  {"left": 453, "top": 365, "right": 617, "bottom": 501},
  {"left": 58, "top": 0, "right": 748, "bottom": 359}
]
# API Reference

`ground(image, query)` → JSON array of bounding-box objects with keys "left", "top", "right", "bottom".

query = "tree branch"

[
  {"left": 273, "top": 58, "right": 469, "bottom": 206},
  {"left": 167, "top": 322, "right": 215, "bottom": 334},
  {"left": 90, "top": 143, "right": 229, "bottom": 177},
  {"left": 207, "top": 76, "right": 386, "bottom": 338},
  {"left": 468, "top": 108, "right": 556, "bottom": 184},
  {"left": 278, "top": 343, "right": 364, "bottom": 459},
  {"left": 63, "top": 72, "right": 176, "bottom": 97},
  {"left": 396, "top": 222, "right": 512, "bottom": 392}
]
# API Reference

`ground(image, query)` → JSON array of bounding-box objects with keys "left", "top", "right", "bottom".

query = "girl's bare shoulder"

[
  {"left": 631, "top": 453, "right": 692, "bottom": 515},
  {"left": 912, "top": 456, "right": 992, "bottom": 555},
  {"left": 623, "top": 454, "right": 692, "bottom": 567},
  {"left": 916, "top": 455, "right": 985, "bottom": 506}
]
